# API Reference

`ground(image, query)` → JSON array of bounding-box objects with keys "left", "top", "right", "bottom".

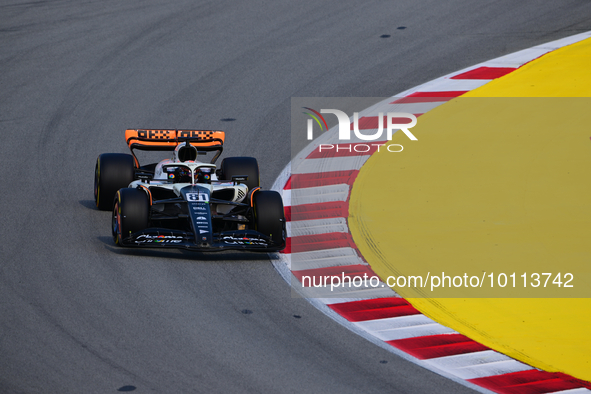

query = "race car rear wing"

[{"left": 125, "top": 129, "right": 225, "bottom": 164}]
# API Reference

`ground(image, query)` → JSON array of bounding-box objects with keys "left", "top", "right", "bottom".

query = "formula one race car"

[{"left": 94, "top": 129, "right": 285, "bottom": 252}]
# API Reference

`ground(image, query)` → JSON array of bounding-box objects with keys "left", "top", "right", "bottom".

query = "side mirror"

[{"left": 135, "top": 171, "right": 153, "bottom": 182}]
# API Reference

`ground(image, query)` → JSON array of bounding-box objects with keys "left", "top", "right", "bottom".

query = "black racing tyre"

[
  {"left": 112, "top": 188, "right": 149, "bottom": 246},
  {"left": 253, "top": 190, "right": 285, "bottom": 247},
  {"left": 95, "top": 153, "right": 135, "bottom": 210},
  {"left": 220, "top": 157, "right": 259, "bottom": 192}
]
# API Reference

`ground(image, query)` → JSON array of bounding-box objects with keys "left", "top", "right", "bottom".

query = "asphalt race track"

[{"left": 1, "top": 1, "right": 590, "bottom": 393}]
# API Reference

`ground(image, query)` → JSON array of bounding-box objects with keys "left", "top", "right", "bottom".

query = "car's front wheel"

[
  {"left": 112, "top": 188, "right": 149, "bottom": 246},
  {"left": 253, "top": 190, "right": 285, "bottom": 248}
]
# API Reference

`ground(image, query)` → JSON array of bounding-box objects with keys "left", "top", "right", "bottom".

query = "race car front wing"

[{"left": 120, "top": 228, "right": 283, "bottom": 252}]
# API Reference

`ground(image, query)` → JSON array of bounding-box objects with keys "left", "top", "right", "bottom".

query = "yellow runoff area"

[{"left": 349, "top": 37, "right": 591, "bottom": 381}]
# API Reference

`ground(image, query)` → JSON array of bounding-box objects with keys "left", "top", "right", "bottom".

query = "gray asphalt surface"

[{"left": 1, "top": 1, "right": 590, "bottom": 393}]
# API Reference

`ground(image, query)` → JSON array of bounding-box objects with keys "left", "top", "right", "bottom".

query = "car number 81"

[{"left": 186, "top": 192, "right": 209, "bottom": 202}]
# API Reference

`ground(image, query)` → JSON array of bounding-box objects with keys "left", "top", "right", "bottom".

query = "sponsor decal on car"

[
  {"left": 135, "top": 234, "right": 183, "bottom": 244},
  {"left": 137, "top": 129, "right": 173, "bottom": 140},
  {"left": 222, "top": 235, "right": 268, "bottom": 246},
  {"left": 177, "top": 130, "right": 215, "bottom": 139}
]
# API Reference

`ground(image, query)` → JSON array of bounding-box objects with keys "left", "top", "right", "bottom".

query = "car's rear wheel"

[
  {"left": 253, "top": 190, "right": 285, "bottom": 247},
  {"left": 220, "top": 157, "right": 259, "bottom": 192},
  {"left": 112, "top": 188, "right": 149, "bottom": 246},
  {"left": 95, "top": 153, "right": 135, "bottom": 210}
]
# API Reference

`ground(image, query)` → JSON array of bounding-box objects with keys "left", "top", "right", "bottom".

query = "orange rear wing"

[
  {"left": 125, "top": 129, "right": 225, "bottom": 164},
  {"left": 126, "top": 129, "right": 224, "bottom": 150}
]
